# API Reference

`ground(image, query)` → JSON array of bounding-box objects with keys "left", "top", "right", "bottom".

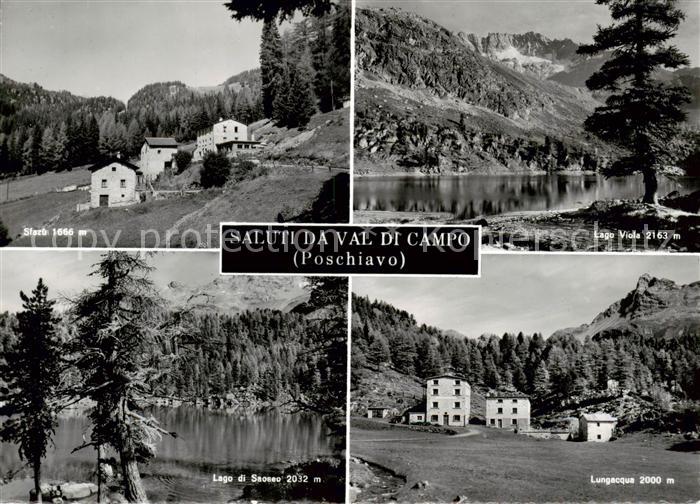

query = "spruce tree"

[
  {"left": 260, "top": 19, "right": 285, "bottom": 118},
  {"left": 0, "top": 279, "right": 62, "bottom": 503},
  {"left": 578, "top": 0, "right": 691, "bottom": 204}
]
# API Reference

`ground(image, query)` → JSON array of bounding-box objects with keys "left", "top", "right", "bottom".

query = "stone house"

[
  {"left": 425, "top": 373, "right": 471, "bottom": 427},
  {"left": 140, "top": 137, "right": 178, "bottom": 180},
  {"left": 485, "top": 392, "right": 531, "bottom": 430},
  {"left": 579, "top": 412, "right": 617, "bottom": 441},
  {"left": 89, "top": 157, "right": 143, "bottom": 208}
]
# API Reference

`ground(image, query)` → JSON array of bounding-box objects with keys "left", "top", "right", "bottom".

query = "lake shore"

[
  {"left": 350, "top": 418, "right": 700, "bottom": 503},
  {"left": 354, "top": 197, "right": 700, "bottom": 252},
  {"left": 353, "top": 170, "right": 598, "bottom": 178}
]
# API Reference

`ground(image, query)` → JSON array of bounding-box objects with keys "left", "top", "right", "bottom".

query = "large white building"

[
  {"left": 140, "top": 137, "right": 178, "bottom": 180},
  {"left": 423, "top": 373, "right": 471, "bottom": 427},
  {"left": 579, "top": 412, "right": 617, "bottom": 442},
  {"left": 485, "top": 392, "right": 531, "bottom": 430},
  {"left": 89, "top": 158, "right": 143, "bottom": 208},
  {"left": 193, "top": 118, "right": 261, "bottom": 160}
]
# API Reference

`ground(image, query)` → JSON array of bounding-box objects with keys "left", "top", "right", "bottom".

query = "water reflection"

[
  {"left": 354, "top": 174, "right": 700, "bottom": 219},
  {"left": 0, "top": 407, "right": 337, "bottom": 502}
]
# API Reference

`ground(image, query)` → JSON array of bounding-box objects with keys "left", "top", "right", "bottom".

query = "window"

[
  {"left": 433, "top": 380, "right": 438, "bottom": 385},
  {"left": 432, "top": 402, "right": 438, "bottom": 408},
  {"left": 455, "top": 379, "right": 461, "bottom": 385},
  {"left": 111, "top": 167, "right": 116, "bottom": 172},
  {"left": 512, "top": 399, "right": 517, "bottom": 403},
  {"left": 431, "top": 415, "right": 438, "bottom": 422},
  {"left": 497, "top": 407, "right": 503, "bottom": 414},
  {"left": 497, "top": 399, "right": 503, "bottom": 403},
  {"left": 453, "top": 415, "right": 460, "bottom": 422},
  {"left": 512, "top": 408, "right": 518, "bottom": 414},
  {"left": 596, "top": 422, "right": 600, "bottom": 427},
  {"left": 597, "top": 434, "right": 601, "bottom": 440},
  {"left": 454, "top": 389, "right": 461, "bottom": 396},
  {"left": 101, "top": 179, "right": 107, "bottom": 188},
  {"left": 512, "top": 419, "right": 517, "bottom": 425},
  {"left": 234, "top": 126, "right": 238, "bottom": 132},
  {"left": 120, "top": 179, "right": 126, "bottom": 188},
  {"left": 432, "top": 388, "right": 438, "bottom": 395},
  {"left": 454, "top": 402, "right": 460, "bottom": 408},
  {"left": 490, "top": 419, "right": 495, "bottom": 425},
  {"left": 157, "top": 149, "right": 161, "bottom": 154}
]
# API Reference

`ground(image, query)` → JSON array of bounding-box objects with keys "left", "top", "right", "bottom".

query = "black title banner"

[{"left": 220, "top": 224, "right": 480, "bottom": 276}]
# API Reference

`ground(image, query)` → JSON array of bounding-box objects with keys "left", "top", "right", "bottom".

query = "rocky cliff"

[
  {"left": 355, "top": 8, "right": 614, "bottom": 174},
  {"left": 552, "top": 274, "right": 700, "bottom": 342}
]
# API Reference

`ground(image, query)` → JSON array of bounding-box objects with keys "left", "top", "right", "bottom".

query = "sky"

[
  {"left": 0, "top": 1, "right": 266, "bottom": 103},
  {"left": 359, "top": 0, "right": 700, "bottom": 67},
  {"left": 0, "top": 250, "right": 220, "bottom": 312},
  {"left": 353, "top": 254, "right": 700, "bottom": 338}
]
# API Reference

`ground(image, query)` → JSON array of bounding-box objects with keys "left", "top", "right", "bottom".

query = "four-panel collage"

[{"left": 0, "top": 0, "right": 698, "bottom": 503}]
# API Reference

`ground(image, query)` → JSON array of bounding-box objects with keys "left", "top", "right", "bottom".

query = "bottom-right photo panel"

[{"left": 349, "top": 253, "right": 700, "bottom": 503}]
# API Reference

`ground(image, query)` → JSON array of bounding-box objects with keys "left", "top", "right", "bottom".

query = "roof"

[
  {"left": 486, "top": 391, "right": 530, "bottom": 400},
  {"left": 89, "top": 158, "right": 142, "bottom": 174},
  {"left": 217, "top": 139, "right": 261, "bottom": 147},
  {"left": 580, "top": 412, "right": 617, "bottom": 422},
  {"left": 368, "top": 406, "right": 390, "bottom": 410},
  {"left": 426, "top": 373, "right": 468, "bottom": 382},
  {"left": 404, "top": 401, "right": 427, "bottom": 414},
  {"left": 144, "top": 137, "right": 178, "bottom": 148}
]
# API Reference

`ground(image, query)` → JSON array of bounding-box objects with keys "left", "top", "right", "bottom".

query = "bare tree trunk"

[
  {"left": 121, "top": 457, "right": 148, "bottom": 503},
  {"left": 96, "top": 444, "right": 103, "bottom": 503},
  {"left": 642, "top": 168, "right": 659, "bottom": 204},
  {"left": 32, "top": 458, "right": 42, "bottom": 503}
]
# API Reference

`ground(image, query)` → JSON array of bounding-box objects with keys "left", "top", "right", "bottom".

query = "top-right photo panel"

[{"left": 353, "top": 0, "right": 700, "bottom": 252}]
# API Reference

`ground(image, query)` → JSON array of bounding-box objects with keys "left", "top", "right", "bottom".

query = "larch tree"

[
  {"left": 578, "top": 0, "right": 691, "bottom": 204},
  {"left": 69, "top": 252, "right": 174, "bottom": 503},
  {"left": 0, "top": 279, "right": 63, "bottom": 503}
]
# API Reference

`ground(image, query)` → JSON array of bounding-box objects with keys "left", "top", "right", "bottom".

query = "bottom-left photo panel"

[{"left": 0, "top": 249, "right": 347, "bottom": 504}]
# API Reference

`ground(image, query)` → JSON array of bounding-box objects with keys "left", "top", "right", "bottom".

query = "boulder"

[{"left": 59, "top": 482, "right": 98, "bottom": 500}]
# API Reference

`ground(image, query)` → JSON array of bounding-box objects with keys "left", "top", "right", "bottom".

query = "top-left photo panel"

[{"left": 0, "top": 0, "right": 351, "bottom": 248}]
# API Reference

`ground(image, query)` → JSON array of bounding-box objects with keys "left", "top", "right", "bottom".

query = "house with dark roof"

[
  {"left": 485, "top": 391, "right": 531, "bottom": 430},
  {"left": 140, "top": 137, "right": 178, "bottom": 180},
  {"left": 89, "top": 157, "right": 143, "bottom": 208}
]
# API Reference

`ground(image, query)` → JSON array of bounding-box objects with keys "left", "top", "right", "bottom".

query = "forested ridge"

[
  {"left": 0, "top": 305, "right": 333, "bottom": 405},
  {"left": 351, "top": 285, "right": 700, "bottom": 402}
]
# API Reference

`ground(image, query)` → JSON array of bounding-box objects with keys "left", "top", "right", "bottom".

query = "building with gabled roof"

[
  {"left": 579, "top": 412, "right": 617, "bottom": 442},
  {"left": 193, "top": 118, "right": 261, "bottom": 161},
  {"left": 140, "top": 137, "right": 178, "bottom": 180},
  {"left": 89, "top": 157, "right": 143, "bottom": 208}
]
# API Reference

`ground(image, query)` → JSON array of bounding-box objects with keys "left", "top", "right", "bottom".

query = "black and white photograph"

[
  {"left": 353, "top": 0, "right": 700, "bottom": 252},
  {"left": 0, "top": 0, "right": 351, "bottom": 248},
  {"left": 350, "top": 254, "right": 700, "bottom": 502},
  {"left": 0, "top": 250, "right": 347, "bottom": 503}
]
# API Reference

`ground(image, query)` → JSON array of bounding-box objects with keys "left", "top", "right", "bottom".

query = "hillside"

[
  {"left": 351, "top": 274, "right": 700, "bottom": 434},
  {"left": 354, "top": 8, "right": 613, "bottom": 174}
]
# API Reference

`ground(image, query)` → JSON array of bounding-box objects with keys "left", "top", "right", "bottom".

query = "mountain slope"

[
  {"left": 354, "top": 8, "right": 613, "bottom": 174},
  {"left": 551, "top": 274, "right": 700, "bottom": 342}
]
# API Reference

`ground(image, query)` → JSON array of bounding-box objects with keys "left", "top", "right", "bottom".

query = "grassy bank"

[{"left": 350, "top": 418, "right": 699, "bottom": 503}]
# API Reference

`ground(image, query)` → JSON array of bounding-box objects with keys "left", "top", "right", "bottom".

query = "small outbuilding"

[
  {"left": 89, "top": 157, "right": 143, "bottom": 208},
  {"left": 366, "top": 406, "right": 391, "bottom": 419},
  {"left": 579, "top": 412, "right": 617, "bottom": 442},
  {"left": 405, "top": 400, "right": 427, "bottom": 424}
]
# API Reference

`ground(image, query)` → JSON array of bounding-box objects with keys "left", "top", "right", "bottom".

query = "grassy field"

[
  {"left": 350, "top": 418, "right": 699, "bottom": 503},
  {"left": 3, "top": 166, "right": 345, "bottom": 247},
  {"left": 0, "top": 168, "right": 91, "bottom": 203}
]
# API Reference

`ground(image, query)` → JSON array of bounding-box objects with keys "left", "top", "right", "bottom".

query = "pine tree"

[
  {"left": 260, "top": 19, "right": 285, "bottom": 118},
  {"left": 329, "top": 2, "right": 351, "bottom": 108},
  {"left": 578, "top": 0, "right": 691, "bottom": 204},
  {"left": 532, "top": 361, "right": 550, "bottom": 397},
  {"left": 366, "top": 333, "right": 390, "bottom": 366},
  {"left": 0, "top": 279, "right": 62, "bottom": 503}
]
